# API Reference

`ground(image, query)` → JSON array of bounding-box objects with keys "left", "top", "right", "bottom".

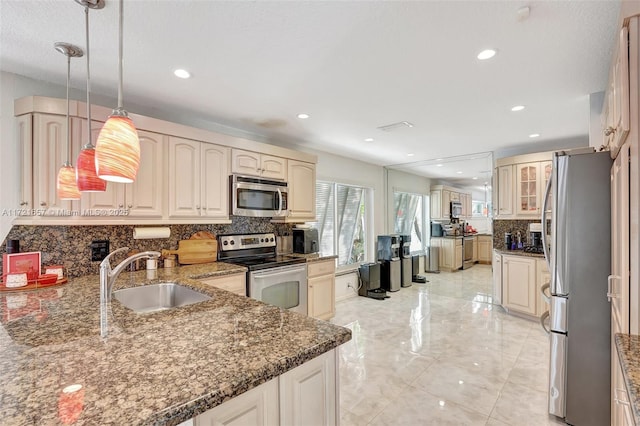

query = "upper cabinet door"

[
  {"left": 125, "top": 130, "right": 166, "bottom": 217},
  {"left": 430, "top": 189, "right": 442, "bottom": 219},
  {"left": 168, "top": 137, "right": 201, "bottom": 217},
  {"left": 287, "top": 160, "right": 315, "bottom": 220},
  {"left": 516, "top": 163, "right": 539, "bottom": 215},
  {"left": 604, "top": 26, "right": 630, "bottom": 158},
  {"left": 497, "top": 165, "right": 514, "bottom": 217},
  {"left": 32, "top": 114, "right": 74, "bottom": 215},
  {"left": 17, "top": 114, "right": 33, "bottom": 210},
  {"left": 231, "top": 149, "right": 261, "bottom": 176},
  {"left": 201, "top": 143, "right": 229, "bottom": 218},
  {"left": 260, "top": 155, "right": 287, "bottom": 181}
]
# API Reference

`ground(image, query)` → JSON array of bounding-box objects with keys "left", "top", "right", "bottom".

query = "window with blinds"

[
  {"left": 393, "top": 191, "right": 426, "bottom": 253},
  {"left": 310, "top": 181, "right": 368, "bottom": 266}
]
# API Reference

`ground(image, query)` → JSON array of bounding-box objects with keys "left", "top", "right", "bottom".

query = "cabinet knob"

[
  {"left": 196, "top": 205, "right": 201, "bottom": 209},
  {"left": 20, "top": 201, "right": 28, "bottom": 206},
  {"left": 604, "top": 126, "right": 616, "bottom": 136},
  {"left": 118, "top": 204, "right": 124, "bottom": 208},
  {"left": 127, "top": 204, "right": 132, "bottom": 208},
  {"left": 40, "top": 202, "right": 46, "bottom": 207}
]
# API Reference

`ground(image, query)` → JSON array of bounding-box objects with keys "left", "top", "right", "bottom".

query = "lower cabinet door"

[
  {"left": 308, "top": 274, "right": 335, "bottom": 320},
  {"left": 502, "top": 256, "right": 537, "bottom": 315},
  {"left": 279, "top": 350, "right": 337, "bottom": 426},
  {"left": 195, "top": 379, "right": 279, "bottom": 426}
]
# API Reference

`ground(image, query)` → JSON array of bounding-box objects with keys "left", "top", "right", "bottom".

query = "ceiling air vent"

[{"left": 377, "top": 121, "right": 414, "bottom": 132}]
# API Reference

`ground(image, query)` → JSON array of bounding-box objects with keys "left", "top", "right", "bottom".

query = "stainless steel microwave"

[
  {"left": 450, "top": 201, "right": 462, "bottom": 219},
  {"left": 230, "top": 174, "right": 288, "bottom": 217}
]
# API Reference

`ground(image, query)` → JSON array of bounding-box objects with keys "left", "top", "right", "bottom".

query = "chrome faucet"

[{"left": 99, "top": 247, "right": 161, "bottom": 305}]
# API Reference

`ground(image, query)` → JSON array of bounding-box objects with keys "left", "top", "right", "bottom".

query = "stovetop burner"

[{"left": 217, "top": 232, "right": 307, "bottom": 271}]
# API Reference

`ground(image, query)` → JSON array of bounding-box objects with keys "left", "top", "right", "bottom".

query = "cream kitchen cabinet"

[
  {"left": 81, "top": 121, "right": 166, "bottom": 218},
  {"left": 613, "top": 345, "right": 636, "bottom": 426},
  {"left": 430, "top": 185, "right": 471, "bottom": 220},
  {"left": 603, "top": 26, "right": 631, "bottom": 158},
  {"left": 502, "top": 255, "right": 537, "bottom": 316},
  {"left": 472, "top": 236, "right": 478, "bottom": 262},
  {"left": 26, "top": 113, "right": 76, "bottom": 216},
  {"left": 477, "top": 235, "right": 492, "bottom": 264},
  {"left": 307, "top": 258, "right": 336, "bottom": 320},
  {"left": 193, "top": 349, "right": 338, "bottom": 426},
  {"left": 492, "top": 250, "right": 502, "bottom": 305},
  {"left": 168, "top": 137, "right": 229, "bottom": 220},
  {"left": 431, "top": 237, "right": 462, "bottom": 272},
  {"left": 496, "top": 165, "right": 514, "bottom": 217},
  {"left": 274, "top": 160, "right": 316, "bottom": 222},
  {"left": 194, "top": 377, "right": 279, "bottom": 426},
  {"left": 231, "top": 149, "right": 287, "bottom": 181},
  {"left": 515, "top": 162, "right": 552, "bottom": 217},
  {"left": 199, "top": 273, "right": 246, "bottom": 296},
  {"left": 536, "top": 258, "right": 550, "bottom": 317},
  {"left": 17, "top": 114, "right": 33, "bottom": 210}
]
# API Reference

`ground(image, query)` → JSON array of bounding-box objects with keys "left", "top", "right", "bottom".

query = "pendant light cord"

[
  {"left": 66, "top": 54, "right": 72, "bottom": 165},
  {"left": 85, "top": 5, "right": 93, "bottom": 148},
  {"left": 117, "top": 0, "right": 123, "bottom": 109}
]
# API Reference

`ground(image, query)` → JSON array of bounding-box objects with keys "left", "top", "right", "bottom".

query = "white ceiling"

[{"left": 0, "top": 0, "right": 620, "bottom": 180}]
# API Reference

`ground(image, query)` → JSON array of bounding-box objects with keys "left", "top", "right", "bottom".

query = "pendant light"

[
  {"left": 76, "top": 0, "right": 107, "bottom": 192},
  {"left": 55, "top": 42, "right": 83, "bottom": 201},
  {"left": 95, "top": 0, "right": 140, "bottom": 183}
]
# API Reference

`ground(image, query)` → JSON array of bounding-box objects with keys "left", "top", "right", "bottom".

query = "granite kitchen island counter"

[
  {"left": 615, "top": 333, "right": 640, "bottom": 424},
  {"left": 0, "top": 262, "right": 352, "bottom": 425}
]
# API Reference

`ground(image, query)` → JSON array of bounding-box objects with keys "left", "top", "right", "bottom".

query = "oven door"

[{"left": 249, "top": 264, "right": 307, "bottom": 315}]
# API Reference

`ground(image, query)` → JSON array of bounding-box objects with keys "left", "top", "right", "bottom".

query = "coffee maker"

[
  {"left": 377, "top": 235, "right": 401, "bottom": 292},
  {"left": 528, "top": 223, "right": 544, "bottom": 253},
  {"left": 358, "top": 262, "right": 389, "bottom": 300},
  {"left": 399, "top": 234, "right": 412, "bottom": 288}
]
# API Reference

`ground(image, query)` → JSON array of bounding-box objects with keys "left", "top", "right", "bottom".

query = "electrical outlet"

[{"left": 91, "top": 240, "right": 110, "bottom": 262}]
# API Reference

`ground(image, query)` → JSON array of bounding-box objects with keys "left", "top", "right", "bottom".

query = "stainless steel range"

[{"left": 218, "top": 233, "right": 308, "bottom": 315}]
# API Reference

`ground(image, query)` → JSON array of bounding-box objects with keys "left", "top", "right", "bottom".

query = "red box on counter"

[{"left": 3, "top": 251, "right": 42, "bottom": 281}]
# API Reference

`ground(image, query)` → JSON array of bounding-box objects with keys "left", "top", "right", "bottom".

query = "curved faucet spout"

[{"left": 99, "top": 248, "right": 161, "bottom": 305}]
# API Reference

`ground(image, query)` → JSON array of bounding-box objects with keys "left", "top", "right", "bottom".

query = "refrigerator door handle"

[
  {"left": 540, "top": 310, "right": 551, "bottom": 335},
  {"left": 541, "top": 282, "right": 551, "bottom": 303},
  {"left": 608, "top": 274, "right": 620, "bottom": 302},
  {"left": 541, "top": 170, "right": 553, "bottom": 272}
]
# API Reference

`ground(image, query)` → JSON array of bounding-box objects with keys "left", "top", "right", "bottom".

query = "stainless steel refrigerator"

[{"left": 540, "top": 148, "right": 612, "bottom": 426}]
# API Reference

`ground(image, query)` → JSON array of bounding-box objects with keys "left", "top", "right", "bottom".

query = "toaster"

[{"left": 293, "top": 228, "right": 319, "bottom": 254}]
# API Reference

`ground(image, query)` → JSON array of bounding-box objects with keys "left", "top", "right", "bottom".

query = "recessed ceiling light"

[
  {"left": 364, "top": 138, "right": 374, "bottom": 142},
  {"left": 511, "top": 105, "right": 525, "bottom": 112},
  {"left": 297, "top": 113, "right": 310, "bottom": 119},
  {"left": 472, "top": 177, "right": 478, "bottom": 180},
  {"left": 173, "top": 69, "right": 191, "bottom": 79},
  {"left": 407, "top": 153, "right": 414, "bottom": 157},
  {"left": 477, "top": 49, "right": 497, "bottom": 60},
  {"left": 436, "top": 164, "right": 443, "bottom": 167},
  {"left": 456, "top": 171, "right": 463, "bottom": 174},
  {"left": 529, "top": 133, "right": 540, "bottom": 138}
]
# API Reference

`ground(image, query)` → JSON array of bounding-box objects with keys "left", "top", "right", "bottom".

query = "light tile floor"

[{"left": 331, "top": 265, "right": 566, "bottom": 426}]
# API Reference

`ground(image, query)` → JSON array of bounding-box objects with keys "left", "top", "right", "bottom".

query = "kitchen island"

[{"left": 0, "top": 262, "right": 352, "bottom": 425}]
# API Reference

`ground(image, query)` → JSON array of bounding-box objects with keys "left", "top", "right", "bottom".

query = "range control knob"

[
  {"left": 270, "top": 237, "right": 274, "bottom": 242},
  {"left": 223, "top": 241, "right": 228, "bottom": 246},
  {"left": 230, "top": 240, "right": 235, "bottom": 245},
  {"left": 261, "top": 238, "right": 264, "bottom": 242}
]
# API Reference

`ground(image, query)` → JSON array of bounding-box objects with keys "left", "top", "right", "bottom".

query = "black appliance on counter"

[
  {"left": 399, "top": 234, "right": 412, "bottom": 288},
  {"left": 358, "top": 262, "right": 389, "bottom": 300},
  {"left": 376, "top": 235, "right": 401, "bottom": 292},
  {"left": 293, "top": 228, "right": 319, "bottom": 254}
]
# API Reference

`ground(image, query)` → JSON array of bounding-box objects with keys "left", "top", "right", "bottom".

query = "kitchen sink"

[{"left": 113, "top": 283, "right": 211, "bottom": 314}]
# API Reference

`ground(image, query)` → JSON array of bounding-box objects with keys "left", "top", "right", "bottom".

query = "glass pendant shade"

[
  {"left": 57, "top": 165, "right": 81, "bottom": 200},
  {"left": 76, "top": 146, "right": 107, "bottom": 191},
  {"left": 95, "top": 115, "right": 140, "bottom": 183}
]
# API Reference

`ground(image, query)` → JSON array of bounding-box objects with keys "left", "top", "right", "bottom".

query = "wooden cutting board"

[{"left": 162, "top": 239, "right": 217, "bottom": 264}]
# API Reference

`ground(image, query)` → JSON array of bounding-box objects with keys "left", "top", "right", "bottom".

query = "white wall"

[{"left": 589, "top": 91, "right": 605, "bottom": 149}]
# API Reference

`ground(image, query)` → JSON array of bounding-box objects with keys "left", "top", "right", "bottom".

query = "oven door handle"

[{"left": 252, "top": 266, "right": 305, "bottom": 279}]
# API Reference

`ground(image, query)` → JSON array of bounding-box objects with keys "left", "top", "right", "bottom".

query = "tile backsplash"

[
  {"left": 493, "top": 219, "right": 541, "bottom": 250},
  {"left": 0, "top": 217, "right": 295, "bottom": 278}
]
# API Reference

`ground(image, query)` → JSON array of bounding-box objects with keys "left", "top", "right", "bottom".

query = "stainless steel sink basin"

[{"left": 113, "top": 283, "right": 211, "bottom": 314}]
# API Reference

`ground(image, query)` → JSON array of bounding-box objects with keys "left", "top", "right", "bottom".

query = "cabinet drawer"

[
  {"left": 200, "top": 273, "right": 246, "bottom": 296},
  {"left": 307, "top": 259, "right": 335, "bottom": 278}
]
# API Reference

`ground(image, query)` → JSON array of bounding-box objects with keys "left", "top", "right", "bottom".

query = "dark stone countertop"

[
  {"left": 286, "top": 253, "right": 338, "bottom": 262},
  {"left": 615, "top": 334, "right": 640, "bottom": 424},
  {"left": 495, "top": 249, "right": 545, "bottom": 258},
  {"left": 0, "top": 262, "right": 351, "bottom": 425}
]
